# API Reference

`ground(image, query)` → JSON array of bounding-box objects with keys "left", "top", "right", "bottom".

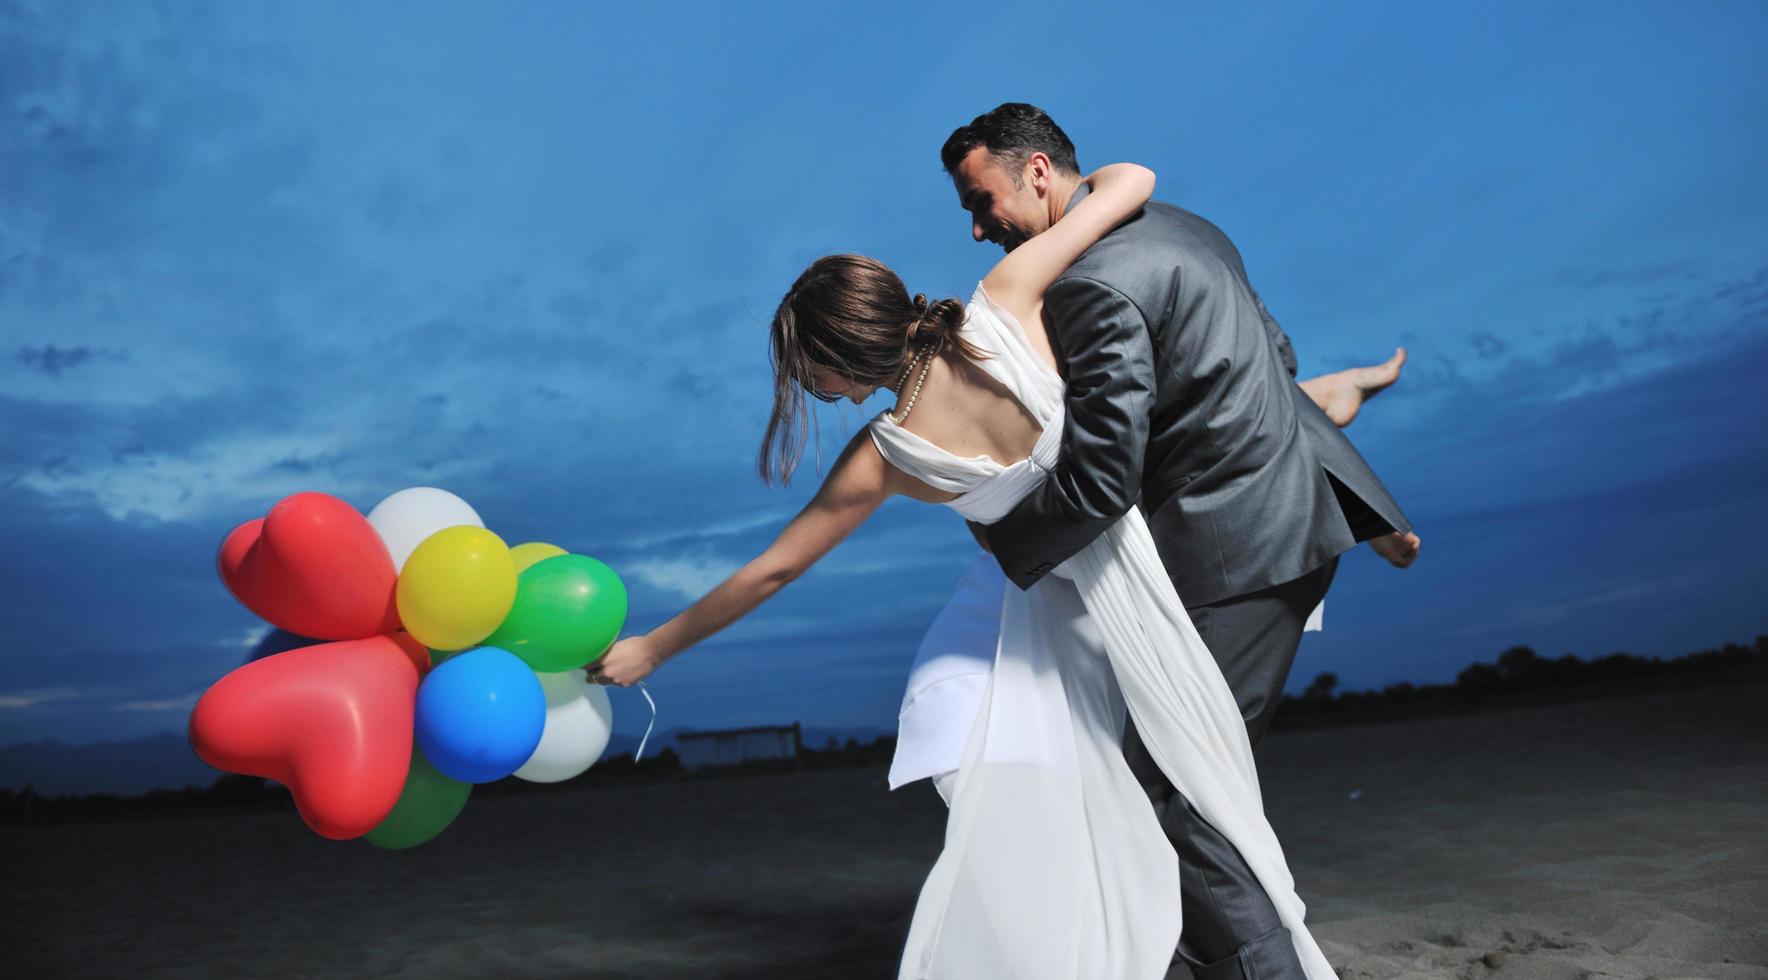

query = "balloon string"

[{"left": 634, "top": 681, "right": 657, "bottom": 763}]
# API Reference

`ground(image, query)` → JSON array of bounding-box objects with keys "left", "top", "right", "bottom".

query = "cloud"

[
  {"left": 1468, "top": 333, "right": 1508, "bottom": 359},
  {"left": 1376, "top": 312, "right": 1768, "bottom": 523},
  {"left": 14, "top": 344, "right": 120, "bottom": 377},
  {"left": 1510, "top": 574, "right": 1704, "bottom": 626},
  {"left": 0, "top": 688, "right": 83, "bottom": 710},
  {"left": 624, "top": 556, "right": 741, "bottom": 600},
  {"left": 619, "top": 508, "right": 799, "bottom": 551},
  {"left": 115, "top": 692, "right": 202, "bottom": 713},
  {"left": 13, "top": 430, "right": 374, "bottom": 523},
  {"left": 219, "top": 626, "right": 273, "bottom": 652}
]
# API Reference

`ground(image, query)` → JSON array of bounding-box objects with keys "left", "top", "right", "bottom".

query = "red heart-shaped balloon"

[
  {"left": 218, "top": 492, "right": 401, "bottom": 640},
  {"left": 189, "top": 633, "right": 430, "bottom": 840}
]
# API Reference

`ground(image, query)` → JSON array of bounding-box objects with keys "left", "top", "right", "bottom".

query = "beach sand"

[{"left": 5, "top": 682, "right": 1764, "bottom": 979}]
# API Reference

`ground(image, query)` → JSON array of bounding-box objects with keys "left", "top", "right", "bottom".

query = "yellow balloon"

[
  {"left": 396, "top": 526, "right": 518, "bottom": 651},
  {"left": 509, "top": 541, "right": 567, "bottom": 575}
]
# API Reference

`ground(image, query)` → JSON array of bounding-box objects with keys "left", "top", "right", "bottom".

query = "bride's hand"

[
  {"left": 590, "top": 635, "right": 666, "bottom": 687},
  {"left": 1369, "top": 530, "right": 1421, "bottom": 568}
]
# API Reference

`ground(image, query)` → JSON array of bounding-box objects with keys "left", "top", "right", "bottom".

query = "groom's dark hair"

[{"left": 941, "top": 103, "right": 1081, "bottom": 180}]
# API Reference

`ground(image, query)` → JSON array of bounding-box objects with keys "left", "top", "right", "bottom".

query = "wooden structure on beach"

[{"left": 674, "top": 722, "right": 803, "bottom": 770}]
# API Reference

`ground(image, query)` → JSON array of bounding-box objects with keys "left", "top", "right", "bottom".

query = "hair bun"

[
  {"left": 923, "top": 297, "right": 965, "bottom": 341},
  {"left": 904, "top": 294, "right": 964, "bottom": 350}
]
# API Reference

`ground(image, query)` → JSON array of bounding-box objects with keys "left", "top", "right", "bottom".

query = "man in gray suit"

[{"left": 943, "top": 103, "right": 1416, "bottom": 980}]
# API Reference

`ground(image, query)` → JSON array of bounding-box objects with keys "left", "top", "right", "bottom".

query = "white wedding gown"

[{"left": 868, "top": 287, "right": 1337, "bottom": 980}]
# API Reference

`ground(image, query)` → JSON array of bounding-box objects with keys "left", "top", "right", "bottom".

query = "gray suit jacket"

[{"left": 985, "top": 191, "right": 1411, "bottom": 605}]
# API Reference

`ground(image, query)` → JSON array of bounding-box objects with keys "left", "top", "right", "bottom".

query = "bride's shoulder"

[
  {"left": 972, "top": 282, "right": 1043, "bottom": 340},
  {"left": 967, "top": 283, "right": 1059, "bottom": 379},
  {"left": 965, "top": 284, "right": 1012, "bottom": 327}
]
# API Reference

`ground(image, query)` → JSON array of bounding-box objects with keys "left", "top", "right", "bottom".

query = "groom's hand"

[{"left": 966, "top": 520, "right": 994, "bottom": 554}]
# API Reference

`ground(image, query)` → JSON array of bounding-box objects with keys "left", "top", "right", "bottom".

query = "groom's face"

[{"left": 951, "top": 147, "right": 1051, "bottom": 253}]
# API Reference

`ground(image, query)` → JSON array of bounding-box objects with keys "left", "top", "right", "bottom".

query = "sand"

[{"left": 5, "top": 682, "right": 1765, "bottom": 979}]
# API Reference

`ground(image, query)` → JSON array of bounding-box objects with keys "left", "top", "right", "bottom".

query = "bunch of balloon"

[{"left": 189, "top": 487, "right": 627, "bottom": 849}]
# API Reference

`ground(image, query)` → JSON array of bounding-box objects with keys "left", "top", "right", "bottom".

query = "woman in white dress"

[{"left": 592, "top": 163, "right": 1337, "bottom": 980}]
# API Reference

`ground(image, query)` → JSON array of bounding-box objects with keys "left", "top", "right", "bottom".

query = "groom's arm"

[
  {"left": 983, "top": 275, "right": 1155, "bottom": 590},
  {"left": 1252, "top": 288, "right": 1299, "bottom": 379}
]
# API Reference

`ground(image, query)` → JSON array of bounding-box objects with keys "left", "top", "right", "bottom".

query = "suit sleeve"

[
  {"left": 984, "top": 275, "right": 1156, "bottom": 590},
  {"left": 1252, "top": 288, "right": 1298, "bottom": 379}
]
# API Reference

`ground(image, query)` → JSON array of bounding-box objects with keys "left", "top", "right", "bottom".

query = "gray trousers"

[{"left": 1123, "top": 557, "right": 1339, "bottom": 980}]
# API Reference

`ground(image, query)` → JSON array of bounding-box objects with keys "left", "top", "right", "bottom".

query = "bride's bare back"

[{"left": 889, "top": 297, "right": 1060, "bottom": 505}]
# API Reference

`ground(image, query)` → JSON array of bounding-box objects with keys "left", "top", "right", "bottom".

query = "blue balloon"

[{"left": 415, "top": 646, "right": 546, "bottom": 783}]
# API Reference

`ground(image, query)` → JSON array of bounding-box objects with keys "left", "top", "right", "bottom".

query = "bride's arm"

[
  {"left": 591, "top": 430, "right": 900, "bottom": 685},
  {"left": 980, "top": 163, "right": 1155, "bottom": 312}
]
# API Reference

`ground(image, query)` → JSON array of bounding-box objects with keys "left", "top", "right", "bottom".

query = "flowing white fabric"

[
  {"left": 888, "top": 554, "right": 1001, "bottom": 790},
  {"left": 890, "top": 560, "right": 1321, "bottom": 794},
  {"left": 870, "top": 287, "right": 1336, "bottom": 980}
]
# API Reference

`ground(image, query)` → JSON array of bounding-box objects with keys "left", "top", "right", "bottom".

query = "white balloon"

[
  {"left": 366, "top": 487, "right": 484, "bottom": 572},
  {"left": 514, "top": 670, "right": 613, "bottom": 783}
]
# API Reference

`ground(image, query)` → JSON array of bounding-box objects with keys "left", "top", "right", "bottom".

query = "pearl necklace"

[{"left": 884, "top": 340, "right": 938, "bottom": 425}]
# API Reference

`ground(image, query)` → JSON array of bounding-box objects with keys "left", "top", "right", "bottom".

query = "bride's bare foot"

[
  {"left": 1299, "top": 347, "right": 1407, "bottom": 427},
  {"left": 1370, "top": 530, "right": 1421, "bottom": 568}
]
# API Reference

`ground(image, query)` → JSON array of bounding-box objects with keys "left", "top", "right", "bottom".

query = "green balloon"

[
  {"left": 363, "top": 747, "right": 472, "bottom": 850},
  {"left": 484, "top": 554, "right": 629, "bottom": 672}
]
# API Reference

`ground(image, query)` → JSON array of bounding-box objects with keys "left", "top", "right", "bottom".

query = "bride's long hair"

[{"left": 760, "top": 254, "right": 989, "bottom": 485}]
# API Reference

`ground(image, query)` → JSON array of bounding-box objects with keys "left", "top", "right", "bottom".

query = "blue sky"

[{"left": 3, "top": 0, "right": 1765, "bottom": 752}]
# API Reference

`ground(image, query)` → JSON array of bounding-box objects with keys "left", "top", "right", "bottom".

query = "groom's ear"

[{"left": 1026, "top": 152, "right": 1054, "bottom": 195}]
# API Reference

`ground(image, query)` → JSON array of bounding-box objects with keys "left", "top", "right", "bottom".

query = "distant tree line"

[{"left": 1270, "top": 635, "right": 1768, "bottom": 731}]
